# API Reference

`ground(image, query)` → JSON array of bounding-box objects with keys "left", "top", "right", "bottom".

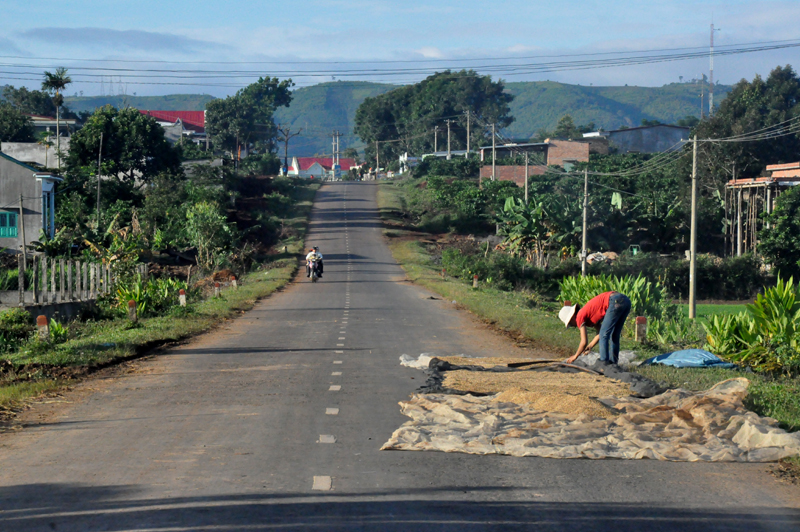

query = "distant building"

[
  {"left": 25, "top": 114, "right": 78, "bottom": 137},
  {"left": 0, "top": 138, "right": 71, "bottom": 168},
  {"left": 479, "top": 139, "right": 591, "bottom": 182},
  {"left": 583, "top": 124, "right": 690, "bottom": 153},
  {"left": 139, "top": 110, "right": 206, "bottom": 144},
  {"left": 0, "top": 153, "right": 62, "bottom": 250},
  {"left": 286, "top": 157, "right": 357, "bottom": 178}
]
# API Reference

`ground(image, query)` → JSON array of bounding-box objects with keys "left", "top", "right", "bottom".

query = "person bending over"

[{"left": 559, "top": 291, "right": 631, "bottom": 365}]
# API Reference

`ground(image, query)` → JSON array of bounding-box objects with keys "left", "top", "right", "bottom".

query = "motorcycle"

[{"left": 308, "top": 260, "right": 320, "bottom": 283}]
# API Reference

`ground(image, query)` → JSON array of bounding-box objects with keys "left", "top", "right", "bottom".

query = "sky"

[{"left": 1, "top": 0, "right": 799, "bottom": 97}]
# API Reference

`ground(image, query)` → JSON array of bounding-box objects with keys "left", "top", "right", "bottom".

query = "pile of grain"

[{"left": 441, "top": 368, "right": 631, "bottom": 418}]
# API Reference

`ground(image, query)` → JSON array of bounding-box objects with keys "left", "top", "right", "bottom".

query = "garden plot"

[{"left": 387, "top": 356, "right": 800, "bottom": 462}]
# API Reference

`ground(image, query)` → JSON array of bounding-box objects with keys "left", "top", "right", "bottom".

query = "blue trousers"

[{"left": 598, "top": 293, "right": 631, "bottom": 364}]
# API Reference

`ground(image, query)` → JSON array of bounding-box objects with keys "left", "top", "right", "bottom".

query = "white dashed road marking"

[
  {"left": 329, "top": 385, "right": 341, "bottom": 391},
  {"left": 312, "top": 476, "right": 332, "bottom": 491},
  {"left": 326, "top": 408, "right": 339, "bottom": 415},
  {"left": 319, "top": 435, "right": 336, "bottom": 444}
]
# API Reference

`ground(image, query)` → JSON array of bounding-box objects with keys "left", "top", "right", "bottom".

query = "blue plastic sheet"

[{"left": 642, "top": 349, "right": 737, "bottom": 369}]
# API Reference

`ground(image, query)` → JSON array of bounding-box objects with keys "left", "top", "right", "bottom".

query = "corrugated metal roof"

[{"left": 139, "top": 110, "right": 205, "bottom": 132}]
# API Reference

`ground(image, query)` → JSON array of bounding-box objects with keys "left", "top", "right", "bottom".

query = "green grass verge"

[
  {"left": 377, "top": 181, "right": 800, "bottom": 433},
  {"left": 679, "top": 303, "right": 748, "bottom": 321},
  {"left": 0, "top": 181, "right": 321, "bottom": 412}
]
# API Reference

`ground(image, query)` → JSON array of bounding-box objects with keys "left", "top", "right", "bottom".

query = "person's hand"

[{"left": 565, "top": 355, "right": 579, "bottom": 364}]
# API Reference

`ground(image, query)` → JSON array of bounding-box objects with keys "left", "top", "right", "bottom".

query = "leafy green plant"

[
  {"left": 186, "top": 201, "right": 236, "bottom": 272},
  {"left": 558, "top": 273, "right": 676, "bottom": 321},
  {"left": 114, "top": 276, "right": 189, "bottom": 317},
  {"left": 0, "top": 308, "right": 33, "bottom": 353},
  {"left": 649, "top": 316, "right": 705, "bottom": 349},
  {"left": 703, "top": 277, "right": 800, "bottom": 375},
  {"left": 48, "top": 319, "right": 69, "bottom": 344}
]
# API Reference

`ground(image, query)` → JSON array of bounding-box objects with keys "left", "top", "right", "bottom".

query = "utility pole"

[
  {"left": 446, "top": 120, "right": 452, "bottom": 160},
  {"left": 491, "top": 124, "right": 496, "bottom": 181},
  {"left": 277, "top": 125, "right": 302, "bottom": 175},
  {"left": 689, "top": 135, "right": 698, "bottom": 319},
  {"left": 18, "top": 194, "right": 26, "bottom": 272},
  {"left": 581, "top": 168, "right": 589, "bottom": 277},
  {"left": 434, "top": 126, "right": 439, "bottom": 153},
  {"left": 375, "top": 140, "right": 379, "bottom": 179},
  {"left": 737, "top": 187, "right": 743, "bottom": 257},
  {"left": 96, "top": 132, "right": 103, "bottom": 226},
  {"left": 709, "top": 24, "right": 720, "bottom": 116},
  {"left": 524, "top": 152, "right": 529, "bottom": 204},
  {"left": 465, "top": 110, "right": 471, "bottom": 157}
]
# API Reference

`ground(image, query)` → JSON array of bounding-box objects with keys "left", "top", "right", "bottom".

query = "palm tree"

[{"left": 41, "top": 67, "right": 72, "bottom": 169}]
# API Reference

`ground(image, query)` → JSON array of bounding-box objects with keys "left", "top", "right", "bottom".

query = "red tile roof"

[
  {"left": 296, "top": 157, "right": 356, "bottom": 171},
  {"left": 139, "top": 110, "right": 205, "bottom": 132}
]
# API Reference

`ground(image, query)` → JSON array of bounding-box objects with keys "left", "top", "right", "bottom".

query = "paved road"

[{"left": 1, "top": 182, "right": 798, "bottom": 531}]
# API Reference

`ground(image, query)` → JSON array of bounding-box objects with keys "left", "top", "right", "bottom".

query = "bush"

[
  {"left": 0, "top": 308, "right": 33, "bottom": 353},
  {"left": 761, "top": 186, "right": 800, "bottom": 279},
  {"left": 414, "top": 156, "right": 480, "bottom": 179},
  {"left": 703, "top": 277, "right": 800, "bottom": 375},
  {"left": 114, "top": 276, "right": 189, "bottom": 317}
]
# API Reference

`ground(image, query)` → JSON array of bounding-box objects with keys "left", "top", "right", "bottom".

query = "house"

[
  {"left": 286, "top": 157, "right": 357, "bottom": 178},
  {"left": 139, "top": 110, "right": 206, "bottom": 144},
  {"left": 25, "top": 114, "right": 78, "bottom": 137},
  {"left": 0, "top": 138, "right": 71, "bottom": 168},
  {"left": 0, "top": 153, "right": 62, "bottom": 251},
  {"left": 583, "top": 124, "right": 690, "bottom": 153},
  {"left": 479, "top": 139, "right": 590, "bottom": 182}
]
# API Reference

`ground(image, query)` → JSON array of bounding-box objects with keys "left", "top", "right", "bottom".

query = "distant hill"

[
  {"left": 273, "top": 81, "right": 397, "bottom": 157},
  {"left": 503, "top": 81, "right": 731, "bottom": 138},
  {"left": 63, "top": 94, "right": 216, "bottom": 113},
  {"left": 59, "top": 80, "right": 733, "bottom": 156}
]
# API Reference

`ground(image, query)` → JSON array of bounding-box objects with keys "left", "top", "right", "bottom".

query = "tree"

[
  {"left": 186, "top": 201, "right": 236, "bottom": 271},
  {"left": 354, "top": 70, "right": 514, "bottom": 162},
  {"left": 206, "top": 77, "right": 293, "bottom": 157},
  {"left": 694, "top": 65, "right": 800, "bottom": 180},
  {"left": 0, "top": 102, "right": 35, "bottom": 142},
  {"left": 66, "top": 105, "right": 182, "bottom": 183},
  {"left": 760, "top": 186, "right": 800, "bottom": 279},
  {"left": 37, "top": 131, "right": 54, "bottom": 167},
  {"left": 41, "top": 67, "right": 73, "bottom": 169},
  {"left": 533, "top": 115, "right": 595, "bottom": 141},
  {"left": 2, "top": 85, "right": 77, "bottom": 118},
  {"left": 343, "top": 147, "right": 360, "bottom": 163}
]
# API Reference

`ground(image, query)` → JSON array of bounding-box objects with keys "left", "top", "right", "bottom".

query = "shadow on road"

[{"left": 1, "top": 483, "right": 797, "bottom": 531}]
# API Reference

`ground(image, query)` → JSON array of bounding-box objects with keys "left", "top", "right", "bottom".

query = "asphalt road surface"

[{"left": 1, "top": 182, "right": 798, "bottom": 531}]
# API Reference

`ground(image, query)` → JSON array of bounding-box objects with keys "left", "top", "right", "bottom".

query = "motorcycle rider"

[{"left": 306, "top": 247, "right": 323, "bottom": 278}]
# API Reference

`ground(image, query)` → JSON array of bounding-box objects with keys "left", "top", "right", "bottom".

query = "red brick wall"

[
  {"left": 479, "top": 165, "right": 546, "bottom": 186},
  {"left": 545, "top": 139, "right": 590, "bottom": 166}
]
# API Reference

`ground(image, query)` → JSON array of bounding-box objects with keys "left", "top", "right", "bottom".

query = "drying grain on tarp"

[
  {"left": 382, "top": 378, "right": 800, "bottom": 462},
  {"left": 493, "top": 389, "right": 615, "bottom": 418},
  {"left": 441, "top": 368, "right": 631, "bottom": 417}
]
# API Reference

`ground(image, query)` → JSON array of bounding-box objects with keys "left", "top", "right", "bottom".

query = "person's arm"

[{"left": 565, "top": 326, "right": 589, "bottom": 364}]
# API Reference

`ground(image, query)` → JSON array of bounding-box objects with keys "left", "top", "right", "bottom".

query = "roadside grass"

[
  {"left": 377, "top": 181, "right": 800, "bottom": 434},
  {"left": 0, "top": 181, "right": 321, "bottom": 413}
]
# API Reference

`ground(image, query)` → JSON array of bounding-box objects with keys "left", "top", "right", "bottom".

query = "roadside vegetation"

[{"left": 0, "top": 76, "right": 320, "bottom": 415}]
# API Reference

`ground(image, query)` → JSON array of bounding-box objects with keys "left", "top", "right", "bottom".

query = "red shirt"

[{"left": 575, "top": 291, "right": 614, "bottom": 328}]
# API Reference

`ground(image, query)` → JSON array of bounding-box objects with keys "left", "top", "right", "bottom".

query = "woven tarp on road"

[{"left": 381, "top": 378, "right": 800, "bottom": 462}]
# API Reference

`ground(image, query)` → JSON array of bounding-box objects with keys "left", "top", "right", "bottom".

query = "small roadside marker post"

[
  {"left": 635, "top": 316, "right": 647, "bottom": 343},
  {"left": 179, "top": 289, "right": 186, "bottom": 307},
  {"left": 441, "top": 268, "right": 445, "bottom": 279},
  {"left": 127, "top": 300, "right": 138, "bottom": 323},
  {"left": 214, "top": 282, "right": 221, "bottom": 298},
  {"left": 36, "top": 315, "right": 49, "bottom": 340},
  {"left": 231, "top": 276, "right": 238, "bottom": 289},
  {"left": 472, "top": 275, "right": 478, "bottom": 288}
]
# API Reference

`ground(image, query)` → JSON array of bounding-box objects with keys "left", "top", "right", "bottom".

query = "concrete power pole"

[
  {"left": 581, "top": 168, "right": 589, "bottom": 277},
  {"left": 491, "top": 124, "right": 496, "bottom": 181},
  {"left": 96, "top": 132, "right": 103, "bottom": 225},
  {"left": 446, "top": 120, "right": 452, "bottom": 160},
  {"left": 689, "top": 135, "right": 698, "bottom": 319},
  {"left": 709, "top": 24, "right": 720, "bottom": 116},
  {"left": 375, "top": 140, "right": 379, "bottom": 179},
  {"left": 465, "top": 111, "right": 470, "bottom": 157},
  {"left": 434, "top": 126, "right": 439, "bottom": 153},
  {"left": 18, "top": 195, "right": 26, "bottom": 272},
  {"left": 524, "top": 152, "right": 529, "bottom": 205}
]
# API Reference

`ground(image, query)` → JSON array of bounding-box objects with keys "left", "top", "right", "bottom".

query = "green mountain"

[
  {"left": 273, "top": 81, "right": 397, "bottom": 157},
  {"left": 59, "top": 80, "right": 731, "bottom": 156},
  {"left": 503, "top": 81, "right": 730, "bottom": 139},
  {"left": 63, "top": 94, "right": 216, "bottom": 113}
]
